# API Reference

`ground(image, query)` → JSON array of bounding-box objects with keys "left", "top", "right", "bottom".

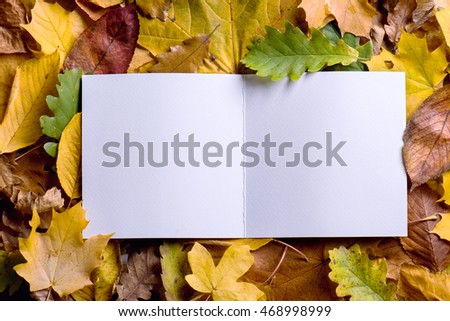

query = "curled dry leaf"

[
  {"left": 63, "top": 5, "right": 139, "bottom": 74},
  {"left": 401, "top": 185, "right": 450, "bottom": 272},
  {"left": 0, "top": 0, "right": 28, "bottom": 54},
  {"left": 384, "top": 0, "right": 416, "bottom": 43},
  {"left": 403, "top": 86, "right": 450, "bottom": 188}
]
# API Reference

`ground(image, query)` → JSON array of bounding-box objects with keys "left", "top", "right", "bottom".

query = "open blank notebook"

[{"left": 82, "top": 72, "right": 407, "bottom": 238}]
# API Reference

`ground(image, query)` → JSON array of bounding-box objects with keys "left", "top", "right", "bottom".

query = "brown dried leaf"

[
  {"left": 407, "top": 0, "right": 436, "bottom": 31},
  {"left": 401, "top": 185, "right": 450, "bottom": 272},
  {"left": 146, "top": 34, "right": 210, "bottom": 73},
  {"left": 385, "top": 0, "right": 416, "bottom": 42},
  {"left": 0, "top": 0, "right": 28, "bottom": 54},
  {"left": 403, "top": 86, "right": 450, "bottom": 188},
  {"left": 372, "top": 238, "right": 413, "bottom": 280},
  {"left": 64, "top": 5, "right": 139, "bottom": 74},
  {"left": 117, "top": 245, "right": 161, "bottom": 301}
]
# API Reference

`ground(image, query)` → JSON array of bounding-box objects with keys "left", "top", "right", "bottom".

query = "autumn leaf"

[
  {"left": 328, "top": 244, "right": 397, "bottom": 301},
  {"left": 431, "top": 213, "right": 450, "bottom": 241},
  {"left": 371, "top": 238, "right": 413, "bottom": 280},
  {"left": 56, "top": 112, "right": 81, "bottom": 199},
  {"left": 366, "top": 30, "right": 448, "bottom": 119},
  {"left": 327, "top": 0, "right": 377, "bottom": 39},
  {"left": 185, "top": 243, "right": 264, "bottom": 301},
  {"left": 199, "top": 239, "right": 272, "bottom": 251},
  {"left": 138, "top": 0, "right": 304, "bottom": 74},
  {"left": 398, "top": 264, "right": 450, "bottom": 300},
  {"left": 436, "top": 6, "right": 450, "bottom": 46},
  {"left": 403, "top": 86, "right": 450, "bottom": 188},
  {"left": 408, "top": 0, "right": 436, "bottom": 31},
  {"left": 0, "top": 250, "right": 24, "bottom": 295},
  {"left": 86, "top": 0, "right": 123, "bottom": 8},
  {"left": 160, "top": 241, "right": 193, "bottom": 301},
  {"left": 401, "top": 185, "right": 450, "bottom": 272},
  {"left": 117, "top": 244, "right": 160, "bottom": 301},
  {"left": 136, "top": 0, "right": 172, "bottom": 21},
  {"left": 438, "top": 170, "right": 450, "bottom": 205},
  {"left": 64, "top": 5, "right": 139, "bottom": 74},
  {"left": 40, "top": 68, "right": 81, "bottom": 157},
  {"left": 14, "top": 203, "right": 112, "bottom": 297},
  {"left": 384, "top": 0, "right": 416, "bottom": 43},
  {"left": 21, "top": 0, "right": 86, "bottom": 65},
  {"left": 75, "top": 0, "right": 115, "bottom": 21},
  {"left": 299, "top": 0, "right": 333, "bottom": 29},
  {"left": 145, "top": 34, "right": 211, "bottom": 73},
  {"left": 0, "top": 0, "right": 28, "bottom": 54},
  {"left": 0, "top": 51, "right": 59, "bottom": 154},
  {"left": 242, "top": 22, "right": 359, "bottom": 80}
]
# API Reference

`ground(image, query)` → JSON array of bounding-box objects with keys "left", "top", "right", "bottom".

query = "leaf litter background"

[{"left": 1, "top": 0, "right": 450, "bottom": 301}]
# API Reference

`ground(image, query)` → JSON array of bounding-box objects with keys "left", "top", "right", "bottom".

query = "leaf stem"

[{"left": 273, "top": 239, "right": 308, "bottom": 261}]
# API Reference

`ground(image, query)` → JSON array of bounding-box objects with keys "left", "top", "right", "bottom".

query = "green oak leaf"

[
  {"left": 328, "top": 244, "right": 397, "bottom": 301},
  {"left": 241, "top": 22, "right": 359, "bottom": 80}
]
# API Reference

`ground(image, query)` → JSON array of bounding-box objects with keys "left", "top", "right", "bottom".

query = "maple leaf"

[
  {"left": 327, "top": 0, "right": 377, "bottom": 39},
  {"left": 398, "top": 264, "right": 450, "bottom": 300},
  {"left": 431, "top": 213, "right": 450, "bottom": 241},
  {"left": 401, "top": 185, "right": 450, "bottom": 272},
  {"left": 138, "top": 0, "right": 304, "bottom": 74},
  {"left": 136, "top": 0, "right": 172, "bottom": 21},
  {"left": 366, "top": 30, "right": 448, "bottom": 119},
  {"left": 40, "top": 68, "right": 81, "bottom": 157},
  {"left": 14, "top": 203, "right": 112, "bottom": 297},
  {"left": 56, "top": 112, "right": 81, "bottom": 199},
  {"left": 64, "top": 5, "right": 139, "bottom": 74},
  {"left": 160, "top": 241, "right": 193, "bottom": 301},
  {"left": 328, "top": 244, "right": 397, "bottom": 301},
  {"left": 145, "top": 34, "right": 211, "bottom": 73},
  {"left": 403, "top": 86, "right": 450, "bottom": 188},
  {"left": 0, "top": 51, "right": 59, "bottom": 154},
  {"left": 21, "top": 0, "right": 86, "bottom": 66},
  {"left": 185, "top": 243, "right": 264, "bottom": 301},
  {"left": 242, "top": 22, "right": 359, "bottom": 80},
  {"left": 0, "top": 0, "right": 28, "bottom": 54},
  {"left": 436, "top": 6, "right": 450, "bottom": 46},
  {"left": 299, "top": 0, "right": 333, "bottom": 29},
  {"left": 0, "top": 250, "right": 24, "bottom": 295},
  {"left": 117, "top": 245, "right": 160, "bottom": 301}
]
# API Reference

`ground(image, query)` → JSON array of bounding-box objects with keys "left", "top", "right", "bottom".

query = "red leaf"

[{"left": 63, "top": 5, "right": 138, "bottom": 74}]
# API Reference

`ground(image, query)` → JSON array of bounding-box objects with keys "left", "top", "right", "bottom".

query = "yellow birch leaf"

[
  {"left": 185, "top": 243, "right": 264, "bottom": 301},
  {"left": 86, "top": 0, "right": 123, "bottom": 8},
  {"left": 57, "top": 112, "right": 81, "bottom": 199},
  {"left": 14, "top": 203, "right": 112, "bottom": 297},
  {"left": 326, "top": 0, "right": 377, "bottom": 38},
  {"left": 299, "top": 0, "right": 333, "bottom": 29},
  {"left": 21, "top": 0, "right": 86, "bottom": 65},
  {"left": 436, "top": 7, "right": 450, "bottom": 47},
  {"left": 366, "top": 31, "right": 448, "bottom": 119},
  {"left": 431, "top": 214, "right": 450, "bottom": 241},
  {"left": 138, "top": 0, "right": 302, "bottom": 74},
  {"left": 0, "top": 51, "right": 59, "bottom": 153}
]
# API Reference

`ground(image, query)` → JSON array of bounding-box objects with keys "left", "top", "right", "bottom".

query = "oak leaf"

[
  {"left": 436, "top": 6, "right": 450, "bottom": 46},
  {"left": 138, "top": 0, "right": 304, "bottom": 74},
  {"left": 366, "top": 31, "right": 448, "bottom": 119},
  {"left": 63, "top": 5, "right": 139, "bottom": 74},
  {"left": 185, "top": 243, "right": 264, "bottom": 301},
  {"left": 398, "top": 264, "right": 450, "bottom": 300},
  {"left": 431, "top": 213, "right": 450, "bottom": 241},
  {"left": 136, "top": 0, "right": 172, "bottom": 21},
  {"left": 56, "top": 112, "right": 81, "bottom": 199},
  {"left": 0, "top": 51, "right": 59, "bottom": 154},
  {"left": 401, "top": 185, "right": 450, "bottom": 272},
  {"left": 14, "top": 203, "right": 112, "bottom": 297},
  {"left": 21, "top": 0, "right": 86, "bottom": 65},
  {"left": 328, "top": 244, "right": 397, "bottom": 301},
  {"left": 145, "top": 34, "right": 211, "bottom": 73},
  {"left": 117, "top": 245, "right": 160, "bottom": 301},
  {"left": 403, "top": 86, "right": 450, "bottom": 188},
  {"left": 160, "top": 241, "right": 193, "bottom": 301},
  {"left": 299, "top": 0, "right": 333, "bottom": 29},
  {"left": 0, "top": 0, "right": 28, "bottom": 54},
  {"left": 242, "top": 22, "right": 359, "bottom": 80}
]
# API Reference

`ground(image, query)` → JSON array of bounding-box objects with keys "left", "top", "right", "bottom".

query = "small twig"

[
  {"left": 273, "top": 239, "right": 308, "bottom": 262},
  {"left": 45, "top": 288, "right": 52, "bottom": 301},
  {"left": 15, "top": 142, "right": 45, "bottom": 162},
  {"left": 263, "top": 245, "right": 287, "bottom": 285}
]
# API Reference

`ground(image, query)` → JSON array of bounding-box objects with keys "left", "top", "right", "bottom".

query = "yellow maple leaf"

[
  {"left": 431, "top": 213, "right": 450, "bottom": 242},
  {"left": 185, "top": 243, "right": 264, "bottom": 301},
  {"left": 138, "top": 0, "right": 302, "bottom": 73},
  {"left": 0, "top": 51, "right": 59, "bottom": 154},
  {"left": 21, "top": 0, "right": 86, "bottom": 65},
  {"left": 299, "top": 0, "right": 333, "bottom": 29},
  {"left": 14, "top": 203, "right": 112, "bottom": 297},
  {"left": 366, "top": 31, "right": 448, "bottom": 119},
  {"left": 326, "top": 0, "right": 377, "bottom": 38},
  {"left": 436, "top": 7, "right": 450, "bottom": 47},
  {"left": 57, "top": 112, "right": 81, "bottom": 199}
]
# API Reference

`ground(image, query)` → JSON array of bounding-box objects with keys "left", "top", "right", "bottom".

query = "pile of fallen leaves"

[{"left": 1, "top": 0, "right": 450, "bottom": 301}]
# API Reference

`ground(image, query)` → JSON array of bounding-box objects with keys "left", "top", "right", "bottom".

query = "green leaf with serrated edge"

[
  {"left": 160, "top": 242, "right": 193, "bottom": 301},
  {"left": 241, "top": 22, "right": 359, "bottom": 80},
  {"left": 40, "top": 68, "right": 82, "bottom": 141},
  {"left": 328, "top": 244, "right": 397, "bottom": 301},
  {"left": 0, "top": 250, "right": 25, "bottom": 296}
]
